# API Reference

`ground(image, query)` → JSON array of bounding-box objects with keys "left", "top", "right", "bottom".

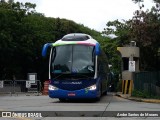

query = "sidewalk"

[{"left": 116, "top": 92, "right": 160, "bottom": 104}]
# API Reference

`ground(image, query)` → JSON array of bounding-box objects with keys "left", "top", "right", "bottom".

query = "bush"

[
  {"left": 132, "top": 89, "right": 153, "bottom": 98},
  {"left": 116, "top": 80, "right": 122, "bottom": 92}
]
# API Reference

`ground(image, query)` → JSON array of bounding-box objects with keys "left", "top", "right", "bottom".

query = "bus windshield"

[{"left": 51, "top": 45, "right": 95, "bottom": 79}]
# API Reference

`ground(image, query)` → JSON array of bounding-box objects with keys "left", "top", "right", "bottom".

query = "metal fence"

[
  {"left": 133, "top": 71, "right": 160, "bottom": 96},
  {"left": 0, "top": 80, "right": 42, "bottom": 96}
]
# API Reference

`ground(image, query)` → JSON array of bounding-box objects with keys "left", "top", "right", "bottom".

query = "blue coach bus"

[{"left": 42, "top": 33, "right": 109, "bottom": 101}]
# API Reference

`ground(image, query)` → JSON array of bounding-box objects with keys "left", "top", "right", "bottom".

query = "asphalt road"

[{"left": 0, "top": 93, "right": 160, "bottom": 120}]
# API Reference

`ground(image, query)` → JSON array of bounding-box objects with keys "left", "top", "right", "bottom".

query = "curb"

[
  {"left": 142, "top": 99, "right": 160, "bottom": 103},
  {"left": 116, "top": 93, "right": 160, "bottom": 104}
]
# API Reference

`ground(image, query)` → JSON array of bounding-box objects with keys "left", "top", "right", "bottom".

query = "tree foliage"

[
  {"left": 153, "top": 0, "right": 160, "bottom": 3},
  {"left": 131, "top": 2, "right": 160, "bottom": 70},
  {"left": 0, "top": 1, "right": 102, "bottom": 80},
  {"left": 103, "top": 0, "right": 160, "bottom": 71}
]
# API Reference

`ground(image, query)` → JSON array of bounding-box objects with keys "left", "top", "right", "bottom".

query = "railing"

[
  {"left": 133, "top": 71, "right": 160, "bottom": 97},
  {"left": 0, "top": 80, "right": 42, "bottom": 96}
]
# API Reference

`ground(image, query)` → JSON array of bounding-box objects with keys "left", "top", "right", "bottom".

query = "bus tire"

[
  {"left": 59, "top": 98, "right": 66, "bottom": 102},
  {"left": 94, "top": 97, "right": 100, "bottom": 101},
  {"left": 105, "top": 90, "right": 108, "bottom": 95},
  {"left": 100, "top": 84, "right": 103, "bottom": 96}
]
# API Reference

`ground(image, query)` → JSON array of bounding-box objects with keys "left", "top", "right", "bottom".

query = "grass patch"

[{"left": 131, "top": 89, "right": 160, "bottom": 99}]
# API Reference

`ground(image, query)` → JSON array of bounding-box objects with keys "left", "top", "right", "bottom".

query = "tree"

[
  {"left": 103, "top": 19, "right": 132, "bottom": 46},
  {"left": 0, "top": 0, "right": 103, "bottom": 80},
  {"left": 103, "top": 0, "right": 160, "bottom": 71},
  {"left": 153, "top": 0, "right": 160, "bottom": 3},
  {"left": 0, "top": 1, "right": 54, "bottom": 79},
  {"left": 130, "top": 0, "right": 160, "bottom": 70}
]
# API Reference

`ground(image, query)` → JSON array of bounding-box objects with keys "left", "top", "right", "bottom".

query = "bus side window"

[{"left": 98, "top": 56, "right": 104, "bottom": 74}]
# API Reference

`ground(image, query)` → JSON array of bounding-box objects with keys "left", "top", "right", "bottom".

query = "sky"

[{"left": 14, "top": 0, "right": 155, "bottom": 32}]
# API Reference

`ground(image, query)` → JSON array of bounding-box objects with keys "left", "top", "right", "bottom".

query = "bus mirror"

[
  {"left": 95, "top": 43, "right": 100, "bottom": 55},
  {"left": 42, "top": 43, "right": 51, "bottom": 57}
]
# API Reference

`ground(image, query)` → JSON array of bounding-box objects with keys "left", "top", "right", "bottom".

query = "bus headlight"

[
  {"left": 48, "top": 85, "right": 58, "bottom": 90},
  {"left": 87, "top": 84, "right": 97, "bottom": 90}
]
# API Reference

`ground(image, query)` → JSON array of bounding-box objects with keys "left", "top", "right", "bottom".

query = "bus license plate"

[{"left": 68, "top": 93, "right": 75, "bottom": 96}]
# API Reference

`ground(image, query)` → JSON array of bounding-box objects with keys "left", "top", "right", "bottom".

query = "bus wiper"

[
  {"left": 74, "top": 74, "right": 93, "bottom": 79},
  {"left": 87, "top": 66, "right": 94, "bottom": 72},
  {"left": 53, "top": 72, "right": 70, "bottom": 79},
  {"left": 53, "top": 72, "right": 93, "bottom": 80}
]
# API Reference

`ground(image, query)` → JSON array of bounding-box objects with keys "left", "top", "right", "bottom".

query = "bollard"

[{"left": 122, "top": 80, "right": 133, "bottom": 94}]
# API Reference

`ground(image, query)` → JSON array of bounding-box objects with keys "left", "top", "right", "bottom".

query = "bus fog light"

[
  {"left": 87, "top": 84, "right": 96, "bottom": 90},
  {"left": 48, "top": 85, "right": 58, "bottom": 90}
]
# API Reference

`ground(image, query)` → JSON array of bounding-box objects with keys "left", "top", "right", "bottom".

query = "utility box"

[
  {"left": 27, "top": 73, "right": 38, "bottom": 93},
  {"left": 117, "top": 41, "right": 140, "bottom": 94}
]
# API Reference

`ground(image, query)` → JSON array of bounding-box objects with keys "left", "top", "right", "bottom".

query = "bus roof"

[
  {"left": 42, "top": 33, "right": 101, "bottom": 57},
  {"left": 52, "top": 33, "right": 98, "bottom": 47}
]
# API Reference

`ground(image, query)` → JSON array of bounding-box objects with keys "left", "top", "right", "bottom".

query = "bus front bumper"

[{"left": 48, "top": 88, "right": 100, "bottom": 99}]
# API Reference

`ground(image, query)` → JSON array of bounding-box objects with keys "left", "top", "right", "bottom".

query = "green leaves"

[
  {"left": 0, "top": 1, "right": 102, "bottom": 80},
  {"left": 131, "top": 1, "right": 160, "bottom": 70},
  {"left": 103, "top": 0, "right": 160, "bottom": 70}
]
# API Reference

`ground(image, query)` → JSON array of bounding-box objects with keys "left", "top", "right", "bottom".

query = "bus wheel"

[
  {"left": 59, "top": 98, "right": 66, "bottom": 102},
  {"left": 100, "top": 84, "right": 103, "bottom": 96},
  {"left": 104, "top": 90, "right": 108, "bottom": 96},
  {"left": 94, "top": 97, "right": 100, "bottom": 101}
]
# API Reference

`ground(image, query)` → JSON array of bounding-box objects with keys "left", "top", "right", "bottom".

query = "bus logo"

[{"left": 62, "top": 82, "right": 82, "bottom": 84}]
